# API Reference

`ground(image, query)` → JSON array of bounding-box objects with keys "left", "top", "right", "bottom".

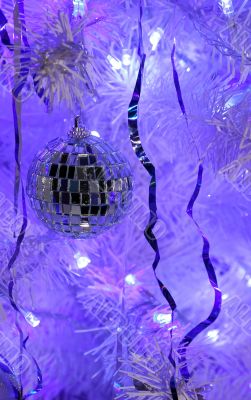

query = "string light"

[
  {"left": 107, "top": 55, "right": 122, "bottom": 70},
  {"left": 149, "top": 28, "right": 164, "bottom": 51},
  {"left": 125, "top": 274, "right": 136, "bottom": 285},
  {"left": 91, "top": 130, "right": 100, "bottom": 137},
  {"left": 207, "top": 329, "right": 219, "bottom": 342},
  {"left": 122, "top": 52, "right": 131, "bottom": 66},
  {"left": 72, "top": 0, "right": 87, "bottom": 17},
  {"left": 246, "top": 275, "right": 251, "bottom": 288},
  {"left": 219, "top": 0, "right": 234, "bottom": 15},
  {"left": 24, "top": 311, "right": 41, "bottom": 328},
  {"left": 74, "top": 252, "right": 91, "bottom": 269},
  {"left": 153, "top": 312, "right": 172, "bottom": 325}
]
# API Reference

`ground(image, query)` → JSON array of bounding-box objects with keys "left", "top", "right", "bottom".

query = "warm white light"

[
  {"left": 246, "top": 276, "right": 251, "bottom": 287},
  {"left": 91, "top": 130, "right": 100, "bottom": 137},
  {"left": 153, "top": 312, "right": 172, "bottom": 325},
  {"left": 149, "top": 28, "right": 164, "bottom": 51},
  {"left": 25, "top": 312, "right": 40, "bottom": 328},
  {"left": 73, "top": 0, "right": 87, "bottom": 17},
  {"left": 207, "top": 329, "right": 219, "bottom": 342},
  {"left": 74, "top": 252, "right": 91, "bottom": 269},
  {"left": 107, "top": 55, "right": 122, "bottom": 70},
  {"left": 125, "top": 274, "right": 136, "bottom": 285},
  {"left": 220, "top": 0, "right": 234, "bottom": 15},
  {"left": 122, "top": 53, "right": 131, "bottom": 66},
  {"left": 179, "top": 59, "right": 186, "bottom": 68}
]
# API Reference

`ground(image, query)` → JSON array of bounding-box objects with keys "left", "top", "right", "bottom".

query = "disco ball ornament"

[{"left": 27, "top": 116, "right": 133, "bottom": 238}]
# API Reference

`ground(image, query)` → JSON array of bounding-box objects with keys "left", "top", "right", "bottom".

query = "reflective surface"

[{"left": 27, "top": 134, "right": 133, "bottom": 238}]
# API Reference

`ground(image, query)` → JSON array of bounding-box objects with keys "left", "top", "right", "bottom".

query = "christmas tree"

[{"left": 0, "top": 0, "right": 250, "bottom": 399}]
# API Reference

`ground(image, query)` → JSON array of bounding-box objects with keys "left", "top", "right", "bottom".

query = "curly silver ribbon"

[
  {"left": 128, "top": 3, "right": 178, "bottom": 399},
  {"left": 171, "top": 42, "right": 222, "bottom": 384},
  {"left": 1, "top": 4, "right": 42, "bottom": 398}
]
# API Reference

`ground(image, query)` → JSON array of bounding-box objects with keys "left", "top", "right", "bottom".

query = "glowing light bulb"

[
  {"left": 125, "top": 274, "right": 136, "bottom": 285},
  {"left": 107, "top": 55, "right": 122, "bottom": 70},
  {"left": 153, "top": 312, "right": 172, "bottom": 325},
  {"left": 220, "top": 0, "right": 234, "bottom": 15},
  {"left": 179, "top": 59, "right": 186, "bottom": 68},
  {"left": 122, "top": 53, "right": 131, "bottom": 66},
  {"left": 91, "top": 130, "right": 100, "bottom": 137},
  {"left": 246, "top": 276, "right": 251, "bottom": 287},
  {"left": 207, "top": 329, "right": 219, "bottom": 342},
  {"left": 24, "top": 312, "right": 40, "bottom": 328},
  {"left": 74, "top": 252, "right": 91, "bottom": 269},
  {"left": 149, "top": 28, "right": 164, "bottom": 51},
  {"left": 73, "top": 0, "right": 87, "bottom": 17},
  {"left": 222, "top": 293, "right": 229, "bottom": 300}
]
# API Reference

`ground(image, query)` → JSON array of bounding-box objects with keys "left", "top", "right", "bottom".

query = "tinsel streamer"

[
  {"left": 4, "top": 2, "right": 43, "bottom": 397},
  {"left": 12, "top": 0, "right": 31, "bottom": 221},
  {"left": 22, "top": 336, "right": 43, "bottom": 399},
  {"left": 177, "top": 165, "right": 222, "bottom": 382},
  {"left": 7, "top": 185, "right": 27, "bottom": 314},
  {"left": 170, "top": 42, "right": 222, "bottom": 384},
  {"left": 0, "top": 9, "right": 7, "bottom": 29},
  {"left": 0, "top": 356, "right": 21, "bottom": 399},
  {"left": 128, "top": 2, "right": 178, "bottom": 399},
  {"left": 13, "top": 0, "right": 30, "bottom": 98},
  {"left": 9, "top": 0, "right": 28, "bottom": 313},
  {"left": 0, "top": 9, "right": 11, "bottom": 48},
  {"left": 7, "top": 183, "right": 43, "bottom": 398},
  {"left": 171, "top": 41, "right": 187, "bottom": 122}
]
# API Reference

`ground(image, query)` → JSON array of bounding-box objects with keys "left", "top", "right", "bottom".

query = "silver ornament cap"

[{"left": 68, "top": 115, "right": 91, "bottom": 139}]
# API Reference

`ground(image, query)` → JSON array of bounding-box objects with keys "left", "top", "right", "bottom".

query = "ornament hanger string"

[
  {"left": 128, "top": 1, "right": 178, "bottom": 399},
  {"left": 170, "top": 40, "right": 222, "bottom": 384}
]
